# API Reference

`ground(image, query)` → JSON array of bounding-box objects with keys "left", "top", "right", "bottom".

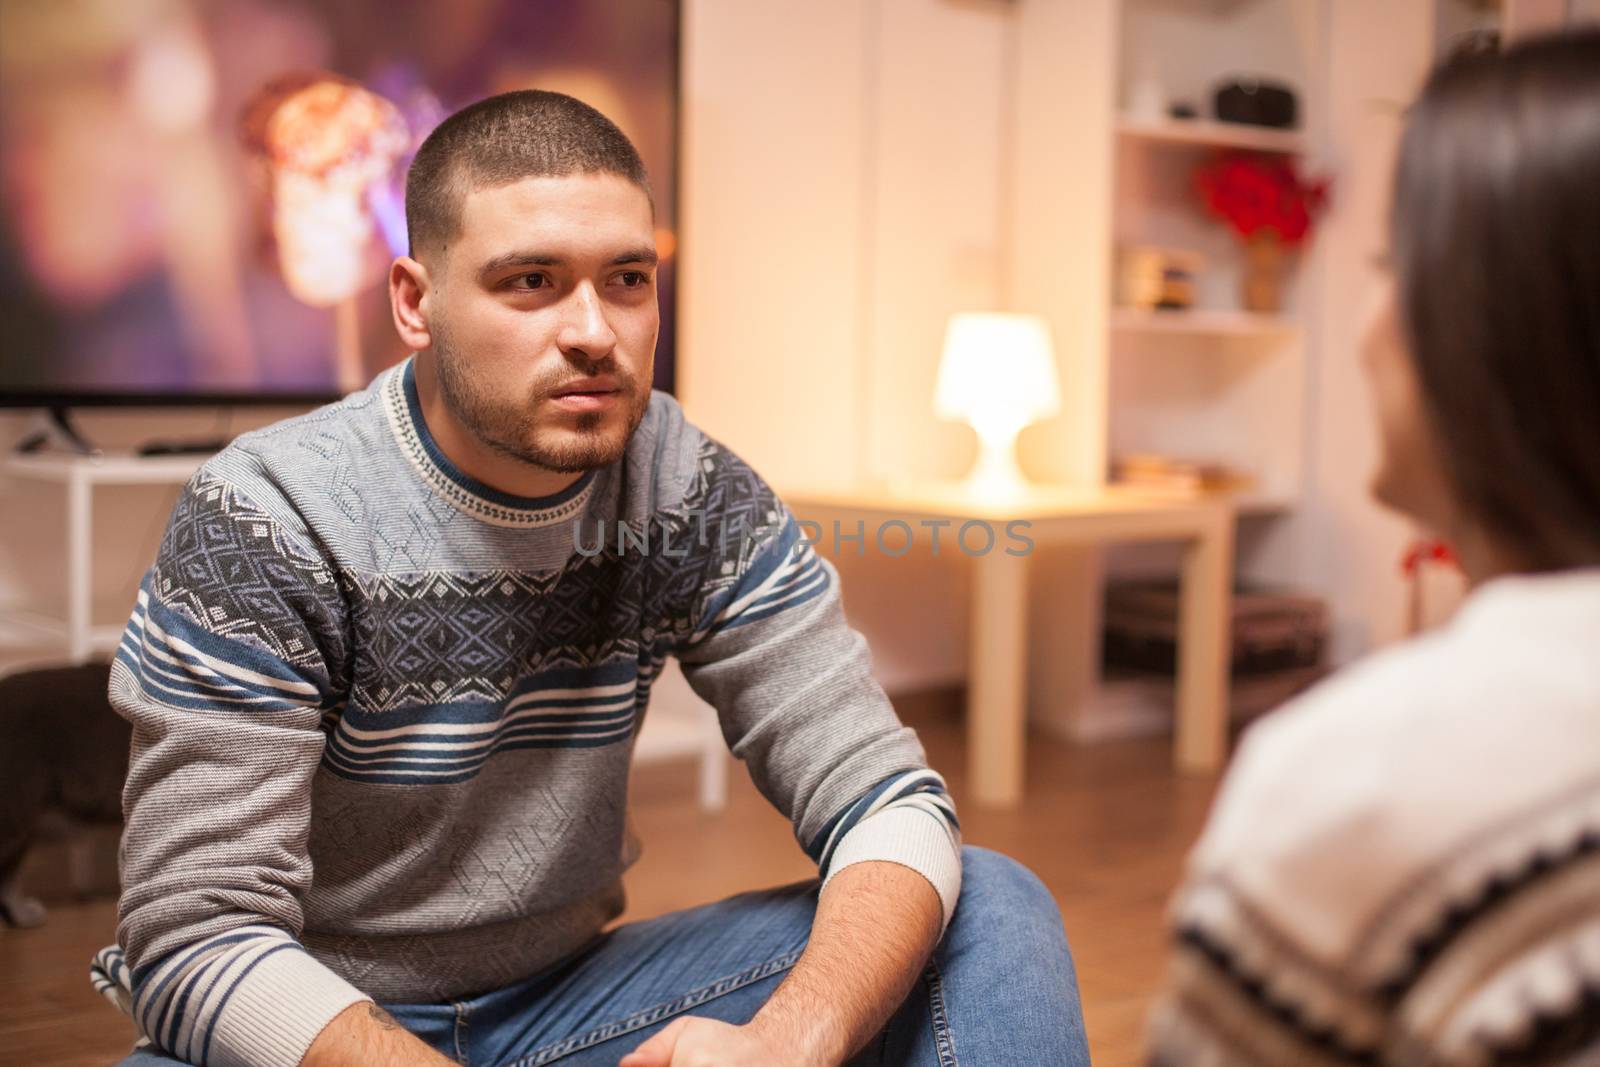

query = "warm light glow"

[
  {"left": 246, "top": 77, "right": 409, "bottom": 307},
  {"left": 128, "top": 22, "right": 215, "bottom": 133},
  {"left": 240, "top": 74, "right": 410, "bottom": 392},
  {"left": 934, "top": 312, "right": 1061, "bottom": 496},
  {"left": 270, "top": 169, "right": 382, "bottom": 306},
  {"left": 654, "top": 227, "right": 677, "bottom": 260}
]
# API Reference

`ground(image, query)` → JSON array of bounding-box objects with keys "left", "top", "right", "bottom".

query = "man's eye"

[
  {"left": 512, "top": 273, "right": 550, "bottom": 290},
  {"left": 617, "top": 271, "right": 648, "bottom": 287}
]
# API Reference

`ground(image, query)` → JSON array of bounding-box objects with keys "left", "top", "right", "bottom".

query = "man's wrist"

[
  {"left": 745, "top": 997, "right": 852, "bottom": 1067},
  {"left": 766, "top": 860, "right": 943, "bottom": 1065},
  {"left": 301, "top": 1000, "right": 455, "bottom": 1067}
]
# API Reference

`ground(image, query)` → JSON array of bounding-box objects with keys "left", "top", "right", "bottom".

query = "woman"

[{"left": 1148, "top": 28, "right": 1600, "bottom": 1067}]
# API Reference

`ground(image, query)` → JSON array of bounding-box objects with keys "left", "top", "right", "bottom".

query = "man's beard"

[{"left": 432, "top": 325, "right": 650, "bottom": 475}]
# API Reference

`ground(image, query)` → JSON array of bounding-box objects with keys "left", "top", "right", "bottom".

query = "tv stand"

[
  {"left": 136, "top": 438, "right": 229, "bottom": 456},
  {"left": 2, "top": 450, "right": 209, "bottom": 662},
  {"left": 14, "top": 407, "right": 101, "bottom": 456}
]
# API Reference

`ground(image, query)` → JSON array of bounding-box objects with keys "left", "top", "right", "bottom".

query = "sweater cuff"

[
  {"left": 206, "top": 948, "right": 372, "bottom": 1067},
  {"left": 131, "top": 930, "right": 373, "bottom": 1067},
  {"left": 820, "top": 805, "right": 963, "bottom": 933}
]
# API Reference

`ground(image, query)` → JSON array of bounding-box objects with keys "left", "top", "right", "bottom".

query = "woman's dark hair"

[{"left": 1391, "top": 27, "right": 1600, "bottom": 570}]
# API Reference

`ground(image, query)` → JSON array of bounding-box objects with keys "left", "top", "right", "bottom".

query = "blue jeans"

[{"left": 115, "top": 847, "right": 1088, "bottom": 1066}]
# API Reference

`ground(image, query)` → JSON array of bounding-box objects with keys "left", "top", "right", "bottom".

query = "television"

[{"left": 0, "top": 0, "right": 679, "bottom": 412}]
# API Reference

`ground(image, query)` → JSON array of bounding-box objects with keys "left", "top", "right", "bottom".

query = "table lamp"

[{"left": 934, "top": 312, "right": 1061, "bottom": 496}]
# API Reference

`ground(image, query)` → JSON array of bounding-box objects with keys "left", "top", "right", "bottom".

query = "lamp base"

[{"left": 961, "top": 433, "right": 1033, "bottom": 501}]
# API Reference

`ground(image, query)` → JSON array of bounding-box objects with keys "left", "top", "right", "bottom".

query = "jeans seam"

[
  {"left": 454, "top": 999, "right": 471, "bottom": 1065},
  {"left": 923, "top": 961, "right": 958, "bottom": 1067},
  {"left": 501, "top": 947, "right": 805, "bottom": 1067}
]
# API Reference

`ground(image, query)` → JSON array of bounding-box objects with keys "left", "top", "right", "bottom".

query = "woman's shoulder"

[
  {"left": 1203, "top": 575, "right": 1600, "bottom": 879},
  {"left": 1176, "top": 574, "right": 1600, "bottom": 1012},
  {"left": 1156, "top": 575, "right": 1600, "bottom": 1063},
  {"left": 1242, "top": 573, "right": 1599, "bottom": 786}
]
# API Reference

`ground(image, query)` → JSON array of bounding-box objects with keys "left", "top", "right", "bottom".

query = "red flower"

[{"left": 1195, "top": 152, "right": 1330, "bottom": 247}]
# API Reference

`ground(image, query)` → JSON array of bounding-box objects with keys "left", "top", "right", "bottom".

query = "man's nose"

[{"left": 558, "top": 280, "right": 617, "bottom": 358}]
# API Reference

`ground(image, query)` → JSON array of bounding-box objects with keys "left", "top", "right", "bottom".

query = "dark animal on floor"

[{"left": 0, "top": 660, "right": 128, "bottom": 928}]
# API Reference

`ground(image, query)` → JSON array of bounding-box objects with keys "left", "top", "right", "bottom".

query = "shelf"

[
  {"left": 0, "top": 610, "right": 125, "bottom": 646},
  {"left": 1235, "top": 492, "right": 1296, "bottom": 516},
  {"left": 5, "top": 450, "right": 210, "bottom": 485},
  {"left": 1106, "top": 483, "right": 1296, "bottom": 517},
  {"left": 1116, "top": 115, "right": 1306, "bottom": 154},
  {"left": 1111, "top": 307, "right": 1300, "bottom": 339}
]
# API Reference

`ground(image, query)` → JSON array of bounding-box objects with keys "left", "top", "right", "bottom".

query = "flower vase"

[{"left": 1242, "top": 232, "right": 1285, "bottom": 313}]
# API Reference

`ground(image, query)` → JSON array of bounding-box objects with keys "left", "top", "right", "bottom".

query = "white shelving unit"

[
  {"left": 1008, "top": 0, "right": 1329, "bottom": 742},
  {"left": 1101, "top": 0, "right": 1328, "bottom": 729},
  {"left": 1108, "top": 0, "right": 1323, "bottom": 520}
]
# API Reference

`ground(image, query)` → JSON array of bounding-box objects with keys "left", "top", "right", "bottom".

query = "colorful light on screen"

[
  {"left": 128, "top": 21, "right": 216, "bottom": 134},
  {"left": 242, "top": 76, "right": 409, "bottom": 308}
]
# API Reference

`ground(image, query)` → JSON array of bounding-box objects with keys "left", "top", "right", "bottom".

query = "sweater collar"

[{"left": 381, "top": 357, "right": 597, "bottom": 528}]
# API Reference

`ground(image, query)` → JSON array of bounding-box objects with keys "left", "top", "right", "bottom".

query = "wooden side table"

[{"left": 783, "top": 482, "right": 1235, "bottom": 807}]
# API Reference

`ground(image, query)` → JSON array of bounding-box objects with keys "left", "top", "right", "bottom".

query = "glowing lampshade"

[{"left": 933, "top": 312, "right": 1061, "bottom": 495}]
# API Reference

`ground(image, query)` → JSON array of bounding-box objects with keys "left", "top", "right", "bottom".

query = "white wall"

[
  {"left": 863, "top": 0, "right": 1012, "bottom": 487},
  {"left": 1009, "top": 0, "right": 1118, "bottom": 488},
  {"left": 680, "top": 0, "right": 1016, "bottom": 693},
  {"left": 676, "top": 0, "right": 875, "bottom": 490}
]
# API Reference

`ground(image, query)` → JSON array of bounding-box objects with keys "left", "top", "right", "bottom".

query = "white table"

[{"left": 783, "top": 481, "right": 1236, "bottom": 807}]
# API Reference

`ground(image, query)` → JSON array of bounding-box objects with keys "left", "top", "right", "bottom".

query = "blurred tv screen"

[{"left": 0, "top": 0, "right": 679, "bottom": 406}]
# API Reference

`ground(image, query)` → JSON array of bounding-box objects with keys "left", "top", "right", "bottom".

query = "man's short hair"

[{"left": 405, "top": 89, "right": 652, "bottom": 263}]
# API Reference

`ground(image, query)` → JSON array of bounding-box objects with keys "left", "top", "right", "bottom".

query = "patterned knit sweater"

[
  {"left": 1148, "top": 569, "right": 1600, "bottom": 1067},
  {"left": 91, "top": 357, "right": 962, "bottom": 1067}
]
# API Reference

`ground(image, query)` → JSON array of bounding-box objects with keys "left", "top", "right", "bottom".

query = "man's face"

[{"left": 427, "top": 172, "right": 659, "bottom": 473}]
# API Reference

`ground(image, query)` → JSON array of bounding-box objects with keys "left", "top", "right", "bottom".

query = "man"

[{"left": 93, "top": 90, "right": 1088, "bottom": 1067}]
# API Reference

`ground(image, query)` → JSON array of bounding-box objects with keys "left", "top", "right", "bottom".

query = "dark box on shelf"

[{"left": 1213, "top": 78, "right": 1298, "bottom": 129}]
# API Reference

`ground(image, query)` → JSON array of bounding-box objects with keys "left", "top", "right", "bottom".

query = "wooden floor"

[{"left": 0, "top": 699, "right": 1220, "bottom": 1066}]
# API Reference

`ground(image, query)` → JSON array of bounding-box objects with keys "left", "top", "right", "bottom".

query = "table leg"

[
  {"left": 67, "top": 466, "right": 92, "bottom": 664},
  {"left": 969, "top": 547, "right": 1029, "bottom": 807},
  {"left": 1175, "top": 508, "right": 1234, "bottom": 772}
]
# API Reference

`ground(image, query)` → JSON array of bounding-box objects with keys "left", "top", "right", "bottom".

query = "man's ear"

[{"left": 389, "top": 255, "right": 435, "bottom": 351}]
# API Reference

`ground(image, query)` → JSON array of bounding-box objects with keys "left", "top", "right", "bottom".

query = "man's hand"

[
  {"left": 621, "top": 860, "right": 943, "bottom": 1067},
  {"left": 618, "top": 1015, "right": 796, "bottom": 1067}
]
